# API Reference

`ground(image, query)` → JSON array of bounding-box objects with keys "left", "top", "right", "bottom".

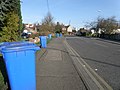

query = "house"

[
  {"left": 91, "top": 29, "right": 96, "bottom": 34},
  {"left": 112, "top": 29, "right": 120, "bottom": 34},
  {"left": 22, "top": 23, "right": 39, "bottom": 38},
  {"left": 24, "top": 24, "right": 35, "bottom": 30},
  {"left": 23, "top": 24, "right": 38, "bottom": 34},
  {"left": 67, "top": 25, "right": 73, "bottom": 35},
  {"left": 61, "top": 26, "right": 66, "bottom": 34},
  {"left": 61, "top": 25, "right": 73, "bottom": 35},
  {"left": 90, "top": 28, "right": 104, "bottom": 35}
]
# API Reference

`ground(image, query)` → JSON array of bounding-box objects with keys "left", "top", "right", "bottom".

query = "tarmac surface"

[{"left": 66, "top": 36, "right": 120, "bottom": 90}]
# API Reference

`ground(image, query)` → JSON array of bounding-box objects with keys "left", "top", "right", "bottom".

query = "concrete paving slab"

[{"left": 36, "top": 38, "right": 86, "bottom": 90}]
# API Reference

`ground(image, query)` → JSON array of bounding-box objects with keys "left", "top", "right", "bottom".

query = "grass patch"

[
  {"left": 0, "top": 54, "right": 2, "bottom": 57},
  {"left": 35, "top": 41, "right": 40, "bottom": 46},
  {"left": 52, "top": 36, "right": 56, "bottom": 38},
  {"left": 21, "top": 38, "right": 29, "bottom": 41},
  {"left": 47, "top": 38, "right": 52, "bottom": 44}
]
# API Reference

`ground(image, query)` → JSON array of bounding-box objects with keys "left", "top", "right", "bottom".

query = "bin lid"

[
  {"left": 8, "top": 41, "right": 34, "bottom": 45},
  {"left": 0, "top": 42, "right": 10, "bottom": 50},
  {"left": 1, "top": 44, "right": 40, "bottom": 53},
  {"left": 0, "top": 41, "right": 34, "bottom": 50},
  {"left": 0, "top": 42, "right": 9, "bottom": 45}
]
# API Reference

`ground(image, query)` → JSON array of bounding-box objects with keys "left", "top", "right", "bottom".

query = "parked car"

[
  {"left": 21, "top": 33, "right": 29, "bottom": 38},
  {"left": 75, "top": 32, "right": 81, "bottom": 36}
]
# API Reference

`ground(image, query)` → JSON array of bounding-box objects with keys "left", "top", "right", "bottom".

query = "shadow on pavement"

[{"left": 81, "top": 57, "right": 120, "bottom": 68}]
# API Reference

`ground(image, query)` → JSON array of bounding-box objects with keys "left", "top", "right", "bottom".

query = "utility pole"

[
  {"left": 69, "top": 20, "right": 71, "bottom": 25},
  {"left": 47, "top": 0, "right": 50, "bottom": 12}
]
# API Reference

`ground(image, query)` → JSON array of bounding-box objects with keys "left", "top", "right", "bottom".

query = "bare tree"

[
  {"left": 97, "top": 16, "right": 118, "bottom": 34},
  {"left": 42, "top": 12, "right": 54, "bottom": 26},
  {"left": 84, "top": 21, "right": 97, "bottom": 30},
  {"left": 85, "top": 16, "right": 119, "bottom": 34},
  {"left": 40, "top": 12, "right": 55, "bottom": 35}
]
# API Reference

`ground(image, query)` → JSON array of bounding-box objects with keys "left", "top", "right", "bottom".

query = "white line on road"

[
  {"left": 118, "top": 50, "right": 120, "bottom": 52},
  {"left": 94, "top": 43, "right": 108, "bottom": 48},
  {"left": 66, "top": 37, "right": 108, "bottom": 47}
]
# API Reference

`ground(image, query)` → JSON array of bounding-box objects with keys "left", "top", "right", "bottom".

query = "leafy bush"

[
  {"left": 29, "top": 33, "right": 40, "bottom": 39},
  {"left": 0, "top": 12, "right": 19, "bottom": 42},
  {"left": 0, "top": 57, "right": 8, "bottom": 90},
  {"left": 92, "top": 33, "right": 97, "bottom": 37},
  {"left": 0, "top": 72, "right": 7, "bottom": 90}
]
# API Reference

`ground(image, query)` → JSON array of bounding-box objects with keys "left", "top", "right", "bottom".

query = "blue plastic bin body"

[
  {"left": 59, "top": 33, "right": 62, "bottom": 37},
  {"left": 48, "top": 34, "right": 52, "bottom": 39},
  {"left": 56, "top": 33, "right": 59, "bottom": 38},
  {"left": 1, "top": 44, "right": 40, "bottom": 90},
  {"left": 40, "top": 36, "right": 47, "bottom": 48},
  {"left": 9, "top": 41, "right": 34, "bottom": 46}
]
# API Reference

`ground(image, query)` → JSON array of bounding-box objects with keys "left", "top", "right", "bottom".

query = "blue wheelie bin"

[
  {"left": 40, "top": 36, "right": 47, "bottom": 48},
  {"left": 56, "top": 33, "right": 59, "bottom": 38},
  {"left": 1, "top": 43, "right": 40, "bottom": 90},
  {"left": 0, "top": 42, "right": 9, "bottom": 46},
  {"left": 48, "top": 34, "right": 52, "bottom": 39},
  {"left": 59, "top": 33, "right": 62, "bottom": 37},
  {"left": 9, "top": 41, "right": 34, "bottom": 46}
]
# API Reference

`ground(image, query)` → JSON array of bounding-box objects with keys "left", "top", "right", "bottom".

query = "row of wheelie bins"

[
  {"left": 0, "top": 34, "right": 62, "bottom": 90},
  {"left": 40, "top": 33, "right": 63, "bottom": 48},
  {"left": 48, "top": 33, "right": 63, "bottom": 38},
  {"left": 56, "top": 33, "right": 62, "bottom": 38}
]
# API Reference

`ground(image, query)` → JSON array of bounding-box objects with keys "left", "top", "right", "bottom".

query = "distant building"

[
  {"left": 61, "top": 25, "right": 67, "bottom": 34},
  {"left": 62, "top": 26, "right": 66, "bottom": 31},
  {"left": 24, "top": 24, "right": 35, "bottom": 30},
  {"left": 90, "top": 28, "right": 103, "bottom": 34},
  {"left": 23, "top": 23, "right": 38, "bottom": 34},
  {"left": 91, "top": 29, "right": 95, "bottom": 34},
  {"left": 61, "top": 25, "right": 73, "bottom": 35},
  {"left": 112, "top": 29, "right": 120, "bottom": 34},
  {"left": 67, "top": 25, "right": 73, "bottom": 34}
]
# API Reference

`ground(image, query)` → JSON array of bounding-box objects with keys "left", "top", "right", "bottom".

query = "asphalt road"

[{"left": 66, "top": 36, "right": 120, "bottom": 90}]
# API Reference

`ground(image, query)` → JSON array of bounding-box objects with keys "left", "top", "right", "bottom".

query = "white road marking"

[
  {"left": 94, "top": 43, "right": 108, "bottom": 48},
  {"left": 66, "top": 37, "right": 108, "bottom": 47},
  {"left": 118, "top": 50, "right": 120, "bottom": 52}
]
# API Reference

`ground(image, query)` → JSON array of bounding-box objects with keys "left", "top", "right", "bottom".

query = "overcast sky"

[{"left": 21, "top": 0, "right": 120, "bottom": 29}]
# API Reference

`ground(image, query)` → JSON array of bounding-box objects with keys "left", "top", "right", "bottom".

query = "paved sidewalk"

[{"left": 36, "top": 38, "right": 86, "bottom": 90}]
